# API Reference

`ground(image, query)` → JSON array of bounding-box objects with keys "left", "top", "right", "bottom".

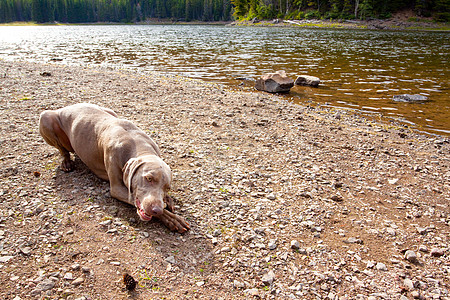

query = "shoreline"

[
  {"left": 0, "top": 60, "right": 448, "bottom": 299},
  {"left": 230, "top": 18, "right": 450, "bottom": 31},
  {"left": 2, "top": 18, "right": 449, "bottom": 31}
]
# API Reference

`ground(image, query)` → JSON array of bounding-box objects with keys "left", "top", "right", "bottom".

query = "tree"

[{"left": 231, "top": 0, "right": 249, "bottom": 18}]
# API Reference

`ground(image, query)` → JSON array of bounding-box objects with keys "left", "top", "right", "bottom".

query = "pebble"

[
  {"left": 233, "top": 280, "right": 245, "bottom": 289},
  {"left": 165, "top": 256, "right": 176, "bottom": 264},
  {"left": 430, "top": 248, "right": 444, "bottom": 257},
  {"left": 262, "top": 270, "right": 275, "bottom": 285},
  {"left": 99, "top": 220, "right": 112, "bottom": 226},
  {"left": 19, "top": 246, "right": 32, "bottom": 255},
  {"left": 290, "top": 240, "right": 300, "bottom": 250},
  {"left": 220, "top": 246, "right": 231, "bottom": 253},
  {"left": 405, "top": 250, "right": 418, "bottom": 263},
  {"left": 418, "top": 245, "right": 428, "bottom": 252},
  {"left": 412, "top": 291, "right": 421, "bottom": 298},
  {"left": 0, "top": 255, "right": 14, "bottom": 263},
  {"left": 375, "top": 262, "right": 387, "bottom": 271},
  {"left": 268, "top": 240, "right": 277, "bottom": 250},
  {"left": 345, "top": 237, "right": 363, "bottom": 244},
  {"left": 244, "top": 288, "right": 259, "bottom": 296},
  {"left": 404, "top": 278, "right": 414, "bottom": 290},
  {"left": 72, "top": 277, "right": 84, "bottom": 286},
  {"left": 33, "top": 278, "right": 55, "bottom": 294}
]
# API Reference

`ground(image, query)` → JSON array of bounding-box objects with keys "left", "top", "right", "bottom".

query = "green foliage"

[
  {"left": 0, "top": 0, "right": 234, "bottom": 23},
  {"left": 256, "top": 3, "right": 276, "bottom": 19},
  {"left": 0, "top": 0, "right": 449, "bottom": 23},
  {"left": 305, "top": 9, "right": 320, "bottom": 19}
]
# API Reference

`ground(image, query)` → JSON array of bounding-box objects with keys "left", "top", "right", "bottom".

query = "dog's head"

[{"left": 123, "top": 155, "right": 172, "bottom": 221}]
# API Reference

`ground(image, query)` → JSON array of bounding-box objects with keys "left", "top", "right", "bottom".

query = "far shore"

[{"left": 1, "top": 17, "right": 449, "bottom": 31}]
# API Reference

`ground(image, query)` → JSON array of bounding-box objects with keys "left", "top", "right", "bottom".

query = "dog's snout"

[{"left": 151, "top": 206, "right": 163, "bottom": 216}]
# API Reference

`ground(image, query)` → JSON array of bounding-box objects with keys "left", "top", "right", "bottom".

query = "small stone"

[
  {"left": 376, "top": 262, "right": 387, "bottom": 271},
  {"left": 0, "top": 256, "right": 14, "bottom": 263},
  {"left": 295, "top": 75, "right": 320, "bottom": 87},
  {"left": 261, "top": 270, "right": 275, "bottom": 286},
  {"left": 388, "top": 178, "right": 399, "bottom": 185},
  {"left": 220, "top": 246, "right": 231, "bottom": 253},
  {"left": 35, "top": 278, "right": 55, "bottom": 292},
  {"left": 268, "top": 240, "right": 277, "bottom": 250},
  {"left": 330, "top": 195, "right": 343, "bottom": 202},
  {"left": 404, "top": 278, "right": 414, "bottom": 290},
  {"left": 19, "top": 246, "right": 32, "bottom": 255},
  {"left": 81, "top": 266, "right": 91, "bottom": 273},
  {"left": 345, "top": 237, "right": 363, "bottom": 244},
  {"left": 416, "top": 227, "right": 428, "bottom": 235},
  {"left": 64, "top": 272, "right": 73, "bottom": 280},
  {"left": 244, "top": 288, "right": 259, "bottom": 296},
  {"left": 72, "top": 277, "right": 84, "bottom": 286},
  {"left": 195, "top": 281, "right": 205, "bottom": 287},
  {"left": 430, "top": 248, "right": 444, "bottom": 257},
  {"left": 418, "top": 245, "right": 428, "bottom": 252},
  {"left": 290, "top": 240, "right": 300, "bottom": 250},
  {"left": 393, "top": 94, "right": 429, "bottom": 103},
  {"left": 211, "top": 237, "right": 218, "bottom": 245},
  {"left": 311, "top": 226, "right": 322, "bottom": 233},
  {"left": 165, "top": 256, "right": 176, "bottom": 264},
  {"left": 233, "top": 280, "right": 245, "bottom": 289},
  {"left": 71, "top": 263, "right": 80, "bottom": 271},
  {"left": 99, "top": 220, "right": 112, "bottom": 226},
  {"left": 405, "top": 250, "right": 418, "bottom": 263},
  {"left": 411, "top": 291, "right": 421, "bottom": 298}
]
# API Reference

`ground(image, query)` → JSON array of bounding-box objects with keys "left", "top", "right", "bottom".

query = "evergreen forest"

[{"left": 0, "top": 0, "right": 448, "bottom": 24}]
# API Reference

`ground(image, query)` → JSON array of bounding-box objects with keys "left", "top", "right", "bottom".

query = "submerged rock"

[
  {"left": 393, "top": 94, "right": 429, "bottom": 102},
  {"left": 295, "top": 75, "right": 320, "bottom": 87},
  {"left": 255, "top": 71, "right": 294, "bottom": 93}
]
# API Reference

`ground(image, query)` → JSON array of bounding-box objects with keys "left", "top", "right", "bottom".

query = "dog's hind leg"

[{"left": 39, "top": 110, "right": 75, "bottom": 172}]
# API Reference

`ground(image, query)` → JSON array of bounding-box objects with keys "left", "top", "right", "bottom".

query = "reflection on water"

[{"left": 0, "top": 25, "right": 448, "bottom": 134}]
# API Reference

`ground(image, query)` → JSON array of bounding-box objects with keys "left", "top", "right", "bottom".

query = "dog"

[{"left": 39, "top": 103, "right": 189, "bottom": 233}]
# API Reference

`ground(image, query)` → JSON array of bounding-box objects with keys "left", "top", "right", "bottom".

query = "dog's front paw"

[
  {"left": 157, "top": 209, "right": 190, "bottom": 233},
  {"left": 164, "top": 195, "right": 175, "bottom": 212}
]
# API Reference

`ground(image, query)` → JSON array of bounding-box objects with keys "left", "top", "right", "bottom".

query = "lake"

[{"left": 0, "top": 25, "right": 448, "bottom": 135}]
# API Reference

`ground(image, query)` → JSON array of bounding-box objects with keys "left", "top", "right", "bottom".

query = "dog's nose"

[{"left": 151, "top": 206, "right": 163, "bottom": 216}]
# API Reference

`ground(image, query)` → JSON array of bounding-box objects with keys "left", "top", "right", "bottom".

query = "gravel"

[{"left": 0, "top": 60, "right": 449, "bottom": 299}]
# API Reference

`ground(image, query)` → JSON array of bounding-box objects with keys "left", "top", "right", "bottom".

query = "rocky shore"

[
  {"left": 0, "top": 60, "right": 449, "bottom": 299},
  {"left": 230, "top": 17, "right": 449, "bottom": 31}
]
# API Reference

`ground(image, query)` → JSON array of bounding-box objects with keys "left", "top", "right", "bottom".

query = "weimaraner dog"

[{"left": 39, "top": 103, "right": 189, "bottom": 233}]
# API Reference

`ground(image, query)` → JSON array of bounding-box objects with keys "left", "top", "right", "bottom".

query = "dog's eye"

[{"left": 146, "top": 176, "right": 153, "bottom": 183}]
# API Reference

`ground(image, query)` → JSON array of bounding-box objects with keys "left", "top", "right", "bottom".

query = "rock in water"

[
  {"left": 255, "top": 71, "right": 294, "bottom": 93},
  {"left": 295, "top": 75, "right": 320, "bottom": 87},
  {"left": 393, "top": 94, "right": 429, "bottom": 102}
]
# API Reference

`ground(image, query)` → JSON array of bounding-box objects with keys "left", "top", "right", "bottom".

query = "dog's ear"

[{"left": 122, "top": 158, "right": 145, "bottom": 203}]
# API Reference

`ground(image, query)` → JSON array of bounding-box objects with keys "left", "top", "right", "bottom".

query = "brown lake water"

[{"left": 0, "top": 25, "right": 448, "bottom": 135}]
